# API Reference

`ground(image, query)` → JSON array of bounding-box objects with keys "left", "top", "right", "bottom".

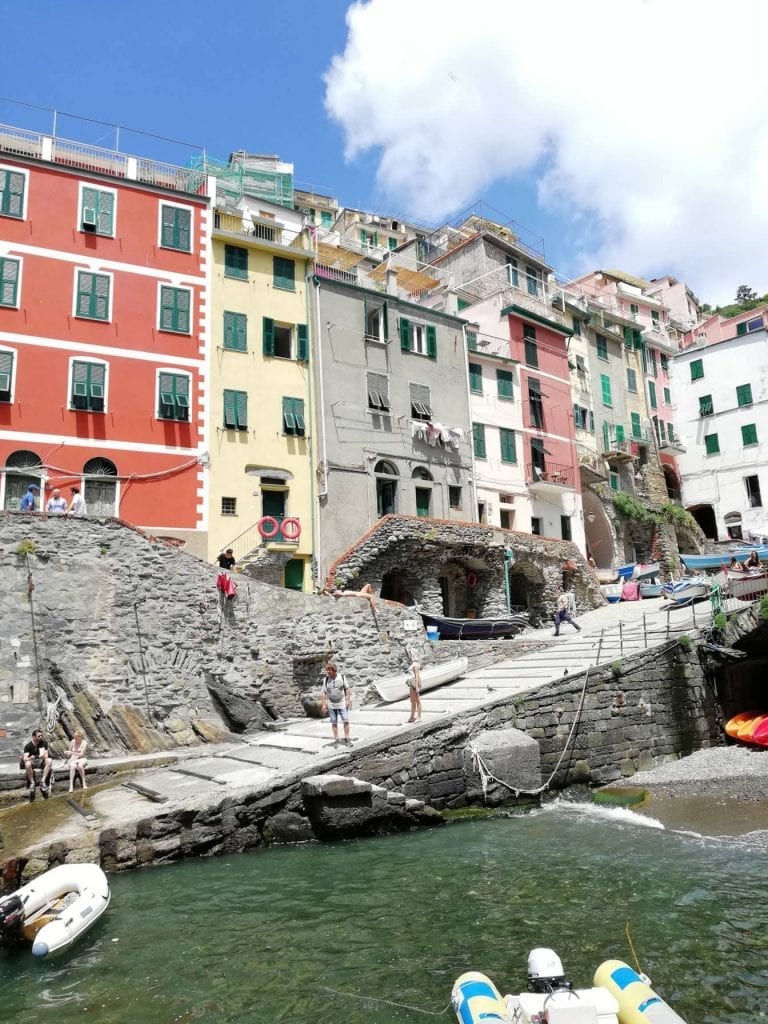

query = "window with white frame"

[
  {"left": 70, "top": 359, "right": 106, "bottom": 412},
  {"left": 157, "top": 371, "right": 191, "bottom": 421},
  {"left": 0, "top": 165, "right": 27, "bottom": 219},
  {"left": 74, "top": 270, "right": 111, "bottom": 321},
  {"left": 159, "top": 202, "right": 192, "bottom": 252},
  {"left": 0, "top": 256, "right": 20, "bottom": 307},
  {"left": 0, "top": 348, "right": 15, "bottom": 402},
  {"left": 158, "top": 285, "right": 192, "bottom": 334},
  {"left": 79, "top": 184, "right": 116, "bottom": 236}
]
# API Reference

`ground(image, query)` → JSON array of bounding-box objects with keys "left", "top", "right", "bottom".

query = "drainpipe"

[
  {"left": 504, "top": 546, "right": 515, "bottom": 612},
  {"left": 305, "top": 267, "right": 316, "bottom": 591},
  {"left": 312, "top": 276, "right": 328, "bottom": 584},
  {"left": 461, "top": 323, "right": 479, "bottom": 521}
]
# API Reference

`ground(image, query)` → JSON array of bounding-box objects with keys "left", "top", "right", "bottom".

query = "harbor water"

[{"left": 2, "top": 801, "right": 766, "bottom": 1023}]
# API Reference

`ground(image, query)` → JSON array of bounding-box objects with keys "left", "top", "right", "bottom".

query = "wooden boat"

[
  {"left": 660, "top": 576, "right": 710, "bottom": 605},
  {"left": 419, "top": 611, "right": 528, "bottom": 640},
  {"left": 373, "top": 657, "right": 468, "bottom": 703},
  {"left": 632, "top": 561, "right": 660, "bottom": 580},
  {"left": 601, "top": 583, "right": 622, "bottom": 604},
  {"left": 680, "top": 545, "right": 768, "bottom": 571},
  {"left": 0, "top": 863, "right": 110, "bottom": 958},
  {"left": 639, "top": 581, "right": 663, "bottom": 598},
  {"left": 616, "top": 563, "right": 635, "bottom": 582}
]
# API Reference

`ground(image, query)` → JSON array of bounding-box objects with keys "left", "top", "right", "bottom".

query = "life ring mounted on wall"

[
  {"left": 279, "top": 517, "right": 302, "bottom": 541},
  {"left": 466, "top": 571, "right": 478, "bottom": 588},
  {"left": 257, "top": 516, "right": 280, "bottom": 540}
]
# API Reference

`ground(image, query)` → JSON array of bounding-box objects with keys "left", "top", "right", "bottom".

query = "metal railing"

[
  {"left": 525, "top": 461, "right": 575, "bottom": 487},
  {"left": 213, "top": 210, "right": 306, "bottom": 248},
  {"left": 222, "top": 515, "right": 302, "bottom": 563}
]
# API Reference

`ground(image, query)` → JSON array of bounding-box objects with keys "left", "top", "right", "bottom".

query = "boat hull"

[
  {"left": 681, "top": 545, "right": 768, "bottom": 571},
  {"left": 660, "top": 577, "right": 710, "bottom": 604},
  {"left": 727, "top": 569, "right": 768, "bottom": 601},
  {"left": 639, "top": 582, "right": 663, "bottom": 598},
  {"left": 420, "top": 612, "right": 528, "bottom": 640},
  {"left": 373, "top": 657, "right": 468, "bottom": 703}
]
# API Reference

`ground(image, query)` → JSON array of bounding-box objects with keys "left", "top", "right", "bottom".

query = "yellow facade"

[{"left": 208, "top": 224, "right": 314, "bottom": 591}]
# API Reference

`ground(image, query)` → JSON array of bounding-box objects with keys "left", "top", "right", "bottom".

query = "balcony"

[
  {"left": 577, "top": 443, "right": 608, "bottom": 483},
  {"left": 602, "top": 438, "right": 634, "bottom": 464},
  {"left": 213, "top": 209, "right": 307, "bottom": 250},
  {"left": 659, "top": 436, "right": 686, "bottom": 455},
  {"left": 642, "top": 325, "right": 679, "bottom": 356},
  {"left": 467, "top": 330, "right": 515, "bottom": 360},
  {"left": 525, "top": 461, "right": 576, "bottom": 491}
]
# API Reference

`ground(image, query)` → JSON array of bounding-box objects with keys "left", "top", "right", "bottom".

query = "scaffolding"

[{"left": 192, "top": 151, "right": 294, "bottom": 208}]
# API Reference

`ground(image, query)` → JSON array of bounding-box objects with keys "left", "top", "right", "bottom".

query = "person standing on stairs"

[
  {"left": 407, "top": 660, "right": 422, "bottom": 723},
  {"left": 320, "top": 662, "right": 352, "bottom": 746},
  {"left": 553, "top": 588, "right": 581, "bottom": 637}
]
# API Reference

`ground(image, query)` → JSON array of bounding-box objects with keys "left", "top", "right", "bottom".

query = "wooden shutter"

[
  {"left": 0, "top": 257, "right": 19, "bottom": 306},
  {"left": 263, "top": 317, "right": 275, "bottom": 356},
  {"left": 0, "top": 169, "right": 25, "bottom": 217},
  {"left": 98, "top": 191, "right": 115, "bottom": 235},
  {"left": 648, "top": 381, "right": 657, "bottom": 409},
  {"left": 469, "top": 363, "right": 482, "bottom": 392},
  {"left": 426, "top": 325, "right": 437, "bottom": 358},
  {"left": 0, "top": 349, "right": 12, "bottom": 396},
  {"left": 473, "top": 422, "right": 486, "bottom": 459},
  {"left": 497, "top": 370, "right": 513, "bottom": 398},
  {"left": 399, "top": 317, "right": 411, "bottom": 351},
  {"left": 600, "top": 374, "right": 612, "bottom": 406},
  {"left": 297, "top": 324, "right": 309, "bottom": 361},
  {"left": 615, "top": 424, "right": 625, "bottom": 443},
  {"left": 175, "top": 288, "right": 190, "bottom": 333},
  {"left": 224, "top": 312, "right": 247, "bottom": 351},
  {"left": 223, "top": 389, "right": 237, "bottom": 428},
  {"left": 631, "top": 412, "right": 641, "bottom": 438},
  {"left": 466, "top": 330, "right": 478, "bottom": 351},
  {"left": 500, "top": 429, "right": 516, "bottom": 463}
]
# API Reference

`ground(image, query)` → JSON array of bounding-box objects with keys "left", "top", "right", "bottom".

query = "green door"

[
  {"left": 262, "top": 490, "right": 286, "bottom": 520},
  {"left": 284, "top": 559, "right": 304, "bottom": 591},
  {"left": 415, "top": 487, "right": 431, "bottom": 517}
]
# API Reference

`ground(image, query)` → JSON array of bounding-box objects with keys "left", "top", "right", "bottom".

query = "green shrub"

[
  {"left": 678, "top": 633, "right": 692, "bottom": 651},
  {"left": 713, "top": 612, "right": 727, "bottom": 631},
  {"left": 760, "top": 595, "right": 768, "bottom": 621},
  {"left": 611, "top": 660, "right": 622, "bottom": 677},
  {"left": 16, "top": 539, "right": 37, "bottom": 557}
]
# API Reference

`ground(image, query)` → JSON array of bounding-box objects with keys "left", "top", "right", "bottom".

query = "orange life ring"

[
  {"left": 280, "top": 517, "right": 301, "bottom": 541},
  {"left": 466, "top": 571, "right": 478, "bottom": 587},
  {"left": 257, "top": 516, "right": 280, "bottom": 539}
]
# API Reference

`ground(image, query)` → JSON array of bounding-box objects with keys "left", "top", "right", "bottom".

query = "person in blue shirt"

[{"left": 20, "top": 484, "right": 39, "bottom": 512}]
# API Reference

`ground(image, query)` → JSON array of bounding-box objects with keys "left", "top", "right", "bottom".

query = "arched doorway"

[
  {"left": 663, "top": 465, "right": 682, "bottom": 503},
  {"left": 412, "top": 466, "right": 433, "bottom": 518},
  {"left": 83, "top": 458, "right": 118, "bottom": 516},
  {"left": 4, "top": 450, "right": 42, "bottom": 510},
  {"left": 688, "top": 503, "right": 717, "bottom": 540},
  {"left": 374, "top": 460, "right": 398, "bottom": 517}
]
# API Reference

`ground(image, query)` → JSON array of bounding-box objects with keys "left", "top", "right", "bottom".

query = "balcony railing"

[
  {"left": 213, "top": 210, "right": 307, "bottom": 249},
  {"left": 222, "top": 515, "right": 303, "bottom": 563},
  {"left": 577, "top": 444, "right": 608, "bottom": 480},
  {"left": 525, "top": 461, "right": 575, "bottom": 489},
  {"left": 467, "top": 330, "right": 514, "bottom": 360}
]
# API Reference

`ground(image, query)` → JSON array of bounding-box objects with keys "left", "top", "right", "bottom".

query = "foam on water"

[{"left": 539, "top": 797, "right": 665, "bottom": 830}]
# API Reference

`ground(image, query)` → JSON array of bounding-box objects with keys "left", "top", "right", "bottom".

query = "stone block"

[{"left": 301, "top": 774, "right": 371, "bottom": 798}]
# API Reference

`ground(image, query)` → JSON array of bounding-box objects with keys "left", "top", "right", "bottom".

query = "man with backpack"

[{"left": 320, "top": 662, "right": 352, "bottom": 746}]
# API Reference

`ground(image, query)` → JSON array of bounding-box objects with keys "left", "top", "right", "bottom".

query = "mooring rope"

[{"left": 320, "top": 985, "right": 453, "bottom": 1017}]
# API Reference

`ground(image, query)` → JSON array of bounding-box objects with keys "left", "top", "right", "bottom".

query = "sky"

[{"left": 2, "top": 0, "right": 766, "bottom": 305}]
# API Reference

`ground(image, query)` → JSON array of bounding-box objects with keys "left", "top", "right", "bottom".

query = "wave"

[{"left": 538, "top": 798, "right": 665, "bottom": 830}]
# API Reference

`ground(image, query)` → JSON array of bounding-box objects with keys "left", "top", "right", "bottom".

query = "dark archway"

[
  {"left": 374, "top": 460, "right": 398, "bottom": 517},
  {"left": 688, "top": 503, "right": 717, "bottom": 540},
  {"left": 663, "top": 465, "right": 682, "bottom": 503},
  {"left": 506, "top": 559, "right": 547, "bottom": 625}
]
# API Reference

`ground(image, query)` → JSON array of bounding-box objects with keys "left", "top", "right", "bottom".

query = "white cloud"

[{"left": 325, "top": 0, "right": 768, "bottom": 302}]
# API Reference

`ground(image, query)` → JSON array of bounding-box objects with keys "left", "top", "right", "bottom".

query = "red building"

[{"left": 0, "top": 128, "right": 211, "bottom": 533}]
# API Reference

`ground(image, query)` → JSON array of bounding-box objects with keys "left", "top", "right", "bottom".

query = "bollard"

[
  {"left": 642, "top": 613, "right": 647, "bottom": 647},
  {"left": 619, "top": 620, "right": 624, "bottom": 657}
]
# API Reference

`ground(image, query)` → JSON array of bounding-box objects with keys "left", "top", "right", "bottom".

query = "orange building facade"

[{"left": 0, "top": 139, "right": 212, "bottom": 533}]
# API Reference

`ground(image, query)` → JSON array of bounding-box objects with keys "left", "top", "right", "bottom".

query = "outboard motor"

[
  {"left": 0, "top": 895, "right": 25, "bottom": 950},
  {"left": 527, "top": 947, "right": 573, "bottom": 994}
]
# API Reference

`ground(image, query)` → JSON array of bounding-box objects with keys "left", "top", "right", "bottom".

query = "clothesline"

[{"left": 411, "top": 421, "right": 464, "bottom": 449}]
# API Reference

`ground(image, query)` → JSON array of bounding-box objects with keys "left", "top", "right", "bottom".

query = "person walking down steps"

[
  {"left": 320, "top": 662, "right": 352, "bottom": 746},
  {"left": 554, "top": 589, "right": 581, "bottom": 637}
]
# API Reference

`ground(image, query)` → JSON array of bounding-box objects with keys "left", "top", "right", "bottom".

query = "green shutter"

[
  {"left": 690, "top": 359, "right": 704, "bottom": 381},
  {"left": 737, "top": 321, "right": 748, "bottom": 336},
  {"left": 623, "top": 326, "right": 633, "bottom": 349},
  {"left": 273, "top": 257, "right": 295, "bottom": 290},
  {"left": 704, "top": 433, "right": 719, "bottom": 455},
  {"left": 699, "top": 395, "right": 713, "bottom": 416},
  {"left": 160, "top": 205, "right": 191, "bottom": 251},
  {"left": 223, "top": 389, "right": 236, "bottom": 428},
  {"left": 596, "top": 336, "right": 608, "bottom": 359},
  {"left": 0, "top": 349, "right": 12, "bottom": 397},
  {"left": 426, "top": 324, "right": 437, "bottom": 358},
  {"left": 225, "top": 245, "right": 248, "bottom": 279},
  {"left": 296, "top": 324, "right": 309, "bottom": 362},
  {"left": 263, "top": 317, "right": 275, "bottom": 356},
  {"left": 737, "top": 383, "right": 753, "bottom": 406},
  {"left": 500, "top": 428, "right": 517, "bottom": 463},
  {"left": 77, "top": 271, "right": 110, "bottom": 320},
  {"left": 472, "top": 422, "right": 486, "bottom": 459},
  {"left": 631, "top": 412, "right": 641, "bottom": 438},
  {"left": 399, "top": 317, "right": 411, "bottom": 352},
  {"left": 600, "top": 374, "right": 612, "bottom": 407},
  {"left": 497, "top": 369, "right": 513, "bottom": 399},
  {"left": 82, "top": 186, "right": 114, "bottom": 235},
  {"left": 0, "top": 257, "right": 19, "bottom": 306},
  {"left": 223, "top": 311, "right": 247, "bottom": 351},
  {"left": 615, "top": 424, "right": 625, "bottom": 443},
  {"left": 158, "top": 372, "right": 190, "bottom": 421},
  {"left": 222, "top": 389, "right": 247, "bottom": 430},
  {"left": 282, "top": 397, "right": 306, "bottom": 435},
  {"left": 469, "top": 363, "right": 482, "bottom": 393},
  {"left": 648, "top": 381, "right": 657, "bottom": 409},
  {"left": 0, "top": 168, "right": 25, "bottom": 218},
  {"left": 742, "top": 423, "right": 758, "bottom": 446},
  {"left": 466, "top": 330, "right": 478, "bottom": 351},
  {"left": 160, "top": 286, "right": 190, "bottom": 334},
  {"left": 663, "top": 387, "right": 671, "bottom": 404}
]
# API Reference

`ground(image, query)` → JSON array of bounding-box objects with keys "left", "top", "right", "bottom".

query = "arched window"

[
  {"left": 83, "top": 457, "right": 118, "bottom": 517},
  {"left": 4, "top": 450, "right": 43, "bottom": 511},
  {"left": 412, "top": 466, "right": 433, "bottom": 481},
  {"left": 374, "top": 460, "right": 398, "bottom": 517}
]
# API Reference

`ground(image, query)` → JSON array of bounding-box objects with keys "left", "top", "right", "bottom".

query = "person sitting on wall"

[
  {"left": 21, "top": 729, "right": 53, "bottom": 799},
  {"left": 323, "top": 582, "right": 376, "bottom": 609},
  {"left": 743, "top": 550, "right": 761, "bottom": 570},
  {"left": 729, "top": 557, "right": 745, "bottom": 573}
]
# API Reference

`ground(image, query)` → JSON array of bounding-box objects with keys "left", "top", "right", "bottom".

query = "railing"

[
  {"left": 213, "top": 210, "right": 306, "bottom": 248},
  {"left": 577, "top": 444, "right": 608, "bottom": 478},
  {"left": 525, "top": 461, "right": 575, "bottom": 488},
  {"left": 467, "top": 330, "right": 514, "bottom": 359},
  {"left": 222, "top": 515, "right": 303, "bottom": 563}
]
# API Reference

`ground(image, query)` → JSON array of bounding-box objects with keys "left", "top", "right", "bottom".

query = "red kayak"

[{"left": 752, "top": 717, "right": 768, "bottom": 747}]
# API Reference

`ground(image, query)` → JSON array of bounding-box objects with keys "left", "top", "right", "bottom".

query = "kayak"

[
  {"left": 752, "top": 717, "right": 768, "bottom": 747},
  {"left": 725, "top": 710, "right": 760, "bottom": 739}
]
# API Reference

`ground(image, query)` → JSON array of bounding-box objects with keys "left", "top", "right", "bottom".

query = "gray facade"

[{"left": 309, "top": 275, "right": 474, "bottom": 577}]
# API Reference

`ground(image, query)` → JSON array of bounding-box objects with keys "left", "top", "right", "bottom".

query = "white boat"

[
  {"left": 0, "top": 863, "right": 110, "bottom": 958},
  {"left": 661, "top": 575, "right": 711, "bottom": 605},
  {"left": 373, "top": 657, "right": 468, "bottom": 703},
  {"left": 601, "top": 583, "right": 623, "bottom": 604},
  {"left": 452, "top": 948, "right": 685, "bottom": 1024},
  {"left": 726, "top": 569, "right": 768, "bottom": 601},
  {"left": 639, "top": 580, "right": 663, "bottom": 598},
  {"left": 633, "top": 561, "right": 660, "bottom": 581}
]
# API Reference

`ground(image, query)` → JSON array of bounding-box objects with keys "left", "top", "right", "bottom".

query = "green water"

[{"left": 2, "top": 802, "right": 767, "bottom": 1023}]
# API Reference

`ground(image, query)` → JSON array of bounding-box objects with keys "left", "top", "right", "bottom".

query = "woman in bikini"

[{"left": 66, "top": 730, "right": 88, "bottom": 792}]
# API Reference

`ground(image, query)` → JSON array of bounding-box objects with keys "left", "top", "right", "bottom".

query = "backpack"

[{"left": 324, "top": 673, "right": 347, "bottom": 704}]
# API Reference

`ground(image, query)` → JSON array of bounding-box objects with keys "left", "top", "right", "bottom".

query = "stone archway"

[
  {"left": 688, "top": 503, "right": 717, "bottom": 540},
  {"left": 507, "top": 559, "right": 547, "bottom": 625},
  {"left": 663, "top": 465, "right": 682, "bottom": 503}
]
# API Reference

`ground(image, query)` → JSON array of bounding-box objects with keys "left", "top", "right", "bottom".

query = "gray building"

[{"left": 309, "top": 271, "right": 474, "bottom": 582}]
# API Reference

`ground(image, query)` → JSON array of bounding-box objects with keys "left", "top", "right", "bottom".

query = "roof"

[{"left": 601, "top": 269, "right": 654, "bottom": 290}]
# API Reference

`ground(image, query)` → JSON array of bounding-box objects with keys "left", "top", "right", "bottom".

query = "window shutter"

[
  {"left": 648, "top": 381, "right": 657, "bottom": 409},
  {"left": 0, "top": 349, "right": 12, "bottom": 396},
  {"left": 297, "top": 324, "right": 309, "bottom": 362},
  {"left": 72, "top": 360, "right": 89, "bottom": 404},
  {"left": 274, "top": 257, "right": 295, "bottom": 290},
  {"left": 473, "top": 422, "right": 486, "bottom": 459},
  {"left": 98, "top": 191, "right": 115, "bottom": 235},
  {"left": 466, "top": 330, "right": 478, "bottom": 351},
  {"left": 615, "top": 424, "right": 625, "bottom": 443},
  {"left": 236, "top": 390, "right": 248, "bottom": 429},
  {"left": 631, "top": 412, "right": 641, "bottom": 438},
  {"left": 623, "top": 326, "right": 632, "bottom": 348},
  {"left": 469, "top": 363, "right": 482, "bottom": 392},
  {"left": 426, "top": 324, "right": 437, "bottom": 358},
  {"left": 603, "top": 422, "right": 610, "bottom": 450},
  {"left": 737, "top": 321, "right": 748, "bottom": 336},
  {"left": 500, "top": 428, "right": 516, "bottom": 463},
  {"left": 497, "top": 369, "right": 513, "bottom": 399},
  {"left": 176, "top": 288, "right": 190, "bottom": 333},
  {"left": 77, "top": 272, "right": 93, "bottom": 317},
  {"left": 160, "top": 287, "right": 175, "bottom": 331},
  {"left": 742, "top": 424, "right": 758, "bottom": 446},
  {"left": 0, "top": 257, "right": 19, "bottom": 306},
  {"left": 263, "top": 317, "right": 275, "bottom": 356},
  {"left": 399, "top": 317, "right": 411, "bottom": 351},
  {"left": 737, "top": 383, "right": 753, "bottom": 406},
  {"left": 600, "top": 374, "right": 612, "bottom": 406}
]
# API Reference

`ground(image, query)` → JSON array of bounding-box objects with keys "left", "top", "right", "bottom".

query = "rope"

[
  {"left": 45, "top": 693, "right": 63, "bottom": 732},
  {"left": 625, "top": 922, "right": 642, "bottom": 975},
  {"left": 319, "top": 985, "right": 453, "bottom": 1017}
]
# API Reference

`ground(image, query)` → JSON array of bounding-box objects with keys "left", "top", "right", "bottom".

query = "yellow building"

[{"left": 208, "top": 197, "right": 314, "bottom": 591}]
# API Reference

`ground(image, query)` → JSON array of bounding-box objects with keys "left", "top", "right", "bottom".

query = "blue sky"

[{"left": 3, "top": 1, "right": 767, "bottom": 303}]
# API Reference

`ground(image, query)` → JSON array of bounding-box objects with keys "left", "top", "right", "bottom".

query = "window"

[
  {"left": 660, "top": 354, "right": 669, "bottom": 373},
  {"left": 472, "top": 422, "right": 487, "bottom": 459},
  {"left": 746, "top": 475, "right": 762, "bottom": 508},
  {"left": 367, "top": 372, "right": 390, "bottom": 412},
  {"left": 388, "top": 237, "right": 397, "bottom": 251},
  {"left": 600, "top": 373, "right": 612, "bottom": 407},
  {"left": 365, "top": 300, "right": 388, "bottom": 343},
  {"left": 410, "top": 383, "right": 432, "bottom": 420},
  {"left": 575, "top": 355, "right": 587, "bottom": 374},
  {"left": 609, "top": 472, "right": 619, "bottom": 491},
  {"left": 631, "top": 411, "right": 641, "bottom": 438},
  {"left": 500, "top": 428, "right": 517, "bottom": 463},
  {"left": 667, "top": 422, "right": 675, "bottom": 441},
  {"left": 523, "top": 324, "right": 538, "bottom": 367},
  {"left": 630, "top": 303, "right": 639, "bottom": 317},
  {"left": 560, "top": 515, "right": 572, "bottom": 541},
  {"left": 223, "top": 389, "right": 248, "bottom": 430},
  {"left": 160, "top": 203, "right": 191, "bottom": 251},
  {"left": 221, "top": 497, "right": 237, "bottom": 516},
  {"left": 0, "top": 256, "right": 20, "bottom": 307},
  {"left": 0, "top": 349, "right": 14, "bottom": 402},
  {"left": 742, "top": 423, "right": 759, "bottom": 446},
  {"left": 648, "top": 381, "right": 657, "bottom": 409},
  {"left": 159, "top": 285, "right": 191, "bottom": 334},
  {"left": 0, "top": 166, "right": 26, "bottom": 219},
  {"left": 572, "top": 318, "right": 581, "bottom": 337},
  {"left": 699, "top": 395, "right": 713, "bottom": 416},
  {"left": 158, "top": 372, "right": 190, "bottom": 421},
  {"left": 573, "top": 404, "right": 589, "bottom": 429},
  {"left": 506, "top": 257, "right": 519, "bottom": 287},
  {"left": 658, "top": 419, "right": 666, "bottom": 442},
  {"left": 531, "top": 437, "right": 546, "bottom": 475},
  {"left": 531, "top": 516, "right": 542, "bottom": 535},
  {"left": 652, "top": 310, "right": 660, "bottom": 326},
  {"left": 469, "top": 362, "right": 483, "bottom": 393},
  {"left": 282, "top": 397, "right": 305, "bottom": 436},
  {"left": 646, "top": 349, "right": 657, "bottom": 377},
  {"left": 529, "top": 378, "right": 544, "bottom": 428},
  {"left": 321, "top": 210, "right": 333, "bottom": 228},
  {"left": 525, "top": 265, "right": 539, "bottom": 296},
  {"left": 415, "top": 487, "right": 431, "bottom": 518},
  {"left": 224, "top": 244, "right": 248, "bottom": 280},
  {"left": 466, "top": 329, "right": 478, "bottom": 351},
  {"left": 704, "top": 433, "right": 719, "bottom": 455},
  {"left": 663, "top": 387, "right": 671, "bottom": 405},
  {"left": 449, "top": 486, "right": 462, "bottom": 509},
  {"left": 80, "top": 185, "right": 115, "bottom": 236},
  {"left": 263, "top": 318, "right": 301, "bottom": 359},
  {"left": 75, "top": 270, "right": 110, "bottom": 321},
  {"left": 737, "top": 316, "right": 764, "bottom": 335},
  {"left": 223, "top": 311, "right": 247, "bottom": 351},
  {"left": 596, "top": 335, "right": 608, "bottom": 360},
  {"left": 690, "top": 359, "right": 704, "bottom": 381},
  {"left": 626, "top": 368, "right": 637, "bottom": 392},
  {"left": 497, "top": 369, "right": 514, "bottom": 400},
  {"left": 71, "top": 360, "right": 106, "bottom": 412},
  {"left": 273, "top": 256, "right": 295, "bottom": 291},
  {"left": 399, "top": 317, "right": 437, "bottom": 358},
  {"left": 737, "top": 383, "right": 753, "bottom": 407}
]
